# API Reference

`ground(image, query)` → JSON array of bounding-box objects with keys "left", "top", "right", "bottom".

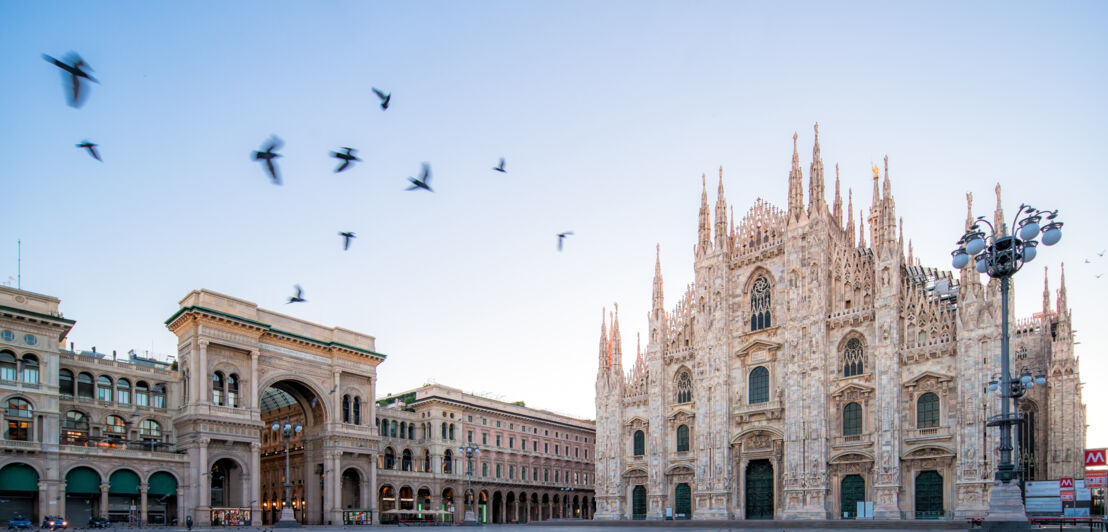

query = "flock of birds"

[
  {"left": 42, "top": 50, "right": 576, "bottom": 306},
  {"left": 1085, "top": 250, "right": 1105, "bottom": 279}
]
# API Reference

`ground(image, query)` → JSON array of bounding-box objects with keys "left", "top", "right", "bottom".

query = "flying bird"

[
  {"left": 406, "top": 162, "right": 433, "bottom": 192},
  {"left": 1086, "top": 259, "right": 1093, "bottom": 264},
  {"left": 287, "top": 284, "right": 306, "bottom": 304},
  {"left": 1099, "top": 250, "right": 1105, "bottom": 257},
  {"left": 1096, "top": 273, "right": 1104, "bottom": 279},
  {"left": 331, "top": 147, "right": 360, "bottom": 172},
  {"left": 339, "top": 231, "right": 356, "bottom": 251},
  {"left": 43, "top": 52, "right": 99, "bottom": 108},
  {"left": 557, "top": 231, "right": 574, "bottom": 251},
  {"left": 493, "top": 157, "right": 506, "bottom": 173},
  {"left": 253, "top": 136, "right": 283, "bottom": 184},
  {"left": 76, "top": 141, "right": 101, "bottom": 161},
  {"left": 372, "top": 88, "right": 391, "bottom": 110}
]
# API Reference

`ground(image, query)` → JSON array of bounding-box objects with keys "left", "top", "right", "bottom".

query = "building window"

[
  {"left": 5, "top": 398, "right": 32, "bottom": 441},
  {"left": 342, "top": 395, "right": 351, "bottom": 423},
  {"left": 496, "top": 464, "right": 501, "bottom": 478},
  {"left": 482, "top": 433, "right": 488, "bottom": 445},
  {"left": 0, "top": 351, "right": 13, "bottom": 381},
  {"left": 444, "top": 450, "right": 453, "bottom": 473},
  {"left": 509, "top": 465, "right": 515, "bottom": 479},
  {"left": 20, "top": 354, "right": 38, "bottom": 384},
  {"left": 496, "top": 435, "right": 502, "bottom": 447},
  {"left": 402, "top": 449, "right": 413, "bottom": 471},
  {"left": 750, "top": 276, "right": 772, "bottom": 331},
  {"left": 408, "top": 424, "right": 414, "bottom": 439},
  {"left": 77, "top": 372, "right": 94, "bottom": 399},
  {"left": 843, "top": 338, "right": 864, "bottom": 377},
  {"left": 391, "top": 420, "right": 397, "bottom": 438},
  {"left": 917, "top": 393, "right": 940, "bottom": 429},
  {"left": 675, "top": 370, "right": 693, "bottom": 404},
  {"left": 226, "top": 374, "right": 239, "bottom": 408},
  {"left": 212, "top": 372, "right": 224, "bottom": 406},
  {"left": 140, "top": 419, "right": 162, "bottom": 443},
  {"left": 116, "top": 378, "right": 131, "bottom": 405},
  {"left": 62, "top": 410, "right": 88, "bottom": 445},
  {"left": 749, "top": 366, "right": 769, "bottom": 404},
  {"left": 135, "top": 381, "right": 150, "bottom": 407},
  {"left": 353, "top": 397, "right": 361, "bottom": 425},
  {"left": 482, "top": 463, "right": 488, "bottom": 477},
  {"left": 843, "top": 402, "right": 862, "bottom": 436},
  {"left": 544, "top": 468, "right": 549, "bottom": 482},
  {"left": 104, "top": 414, "right": 126, "bottom": 447},
  {"left": 383, "top": 447, "right": 395, "bottom": 469},
  {"left": 468, "top": 430, "right": 473, "bottom": 443},
  {"left": 59, "top": 369, "right": 75, "bottom": 398},
  {"left": 676, "top": 424, "right": 690, "bottom": 452},
  {"left": 449, "top": 424, "right": 455, "bottom": 440},
  {"left": 97, "top": 375, "right": 113, "bottom": 402}
]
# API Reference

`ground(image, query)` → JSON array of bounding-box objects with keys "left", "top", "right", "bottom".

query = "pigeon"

[
  {"left": 330, "top": 147, "right": 360, "bottom": 172},
  {"left": 557, "top": 231, "right": 574, "bottom": 251},
  {"left": 406, "top": 162, "right": 433, "bottom": 192},
  {"left": 372, "top": 88, "right": 391, "bottom": 110},
  {"left": 287, "top": 284, "right": 306, "bottom": 304},
  {"left": 1099, "top": 250, "right": 1106, "bottom": 257},
  {"left": 253, "top": 136, "right": 283, "bottom": 185},
  {"left": 1096, "top": 273, "right": 1104, "bottom": 279},
  {"left": 339, "top": 231, "right": 356, "bottom": 251},
  {"left": 76, "top": 141, "right": 101, "bottom": 161},
  {"left": 43, "top": 52, "right": 98, "bottom": 108},
  {"left": 493, "top": 157, "right": 506, "bottom": 173},
  {"left": 1086, "top": 259, "right": 1093, "bottom": 264}
]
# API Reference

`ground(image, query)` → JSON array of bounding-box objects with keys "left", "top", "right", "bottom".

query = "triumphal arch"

[{"left": 166, "top": 290, "right": 384, "bottom": 526}]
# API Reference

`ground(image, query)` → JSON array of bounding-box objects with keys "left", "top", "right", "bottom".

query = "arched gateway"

[{"left": 167, "top": 290, "right": 385, "bottom": 526}]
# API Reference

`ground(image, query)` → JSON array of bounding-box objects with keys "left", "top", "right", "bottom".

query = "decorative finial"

[
  {"left": 995, "top": 183, "right": 1002, "bottom": 209},
  {"left": 814, "top": 122, "right": 819, "bottom": 139},
  {"left": 883, "top": 155, "right": 889, "bottom": 176},
  {"left": 719, "top": 165, "right": 723, "bottom": 179},
  {"left": 835, "top": 162, "right": 839, "bottom": 180},
  {"left": 793, "top": 132, "right": 798, "bottom": 147},
  {"left": 872, "top": 162, "right": 879, "bottom": 179}
]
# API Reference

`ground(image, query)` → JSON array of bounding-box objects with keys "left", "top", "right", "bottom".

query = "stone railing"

[
  {"left": 904, "top": 426, "right": 953, "bottom": 443},
  {"left": 831, "top": 434, "right": 874, "bottom": 448}
]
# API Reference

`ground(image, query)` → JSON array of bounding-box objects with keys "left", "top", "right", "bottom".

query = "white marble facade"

[{"left": 593, "top": 126, "right": 1087, "bottom": 521}]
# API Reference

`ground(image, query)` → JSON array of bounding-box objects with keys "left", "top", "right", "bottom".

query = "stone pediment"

[
  {"left": 664, "top": 462, "right": 695, "bottom": 476},
  {"left": 624, "top": 416, "right": 649, "bottom": 429},
  {"left": 621, "top": 466, "right": 649, "bottom": 478},
  {"left": 904, "top": 445, "right": 955, "bottom": 459},
  {"left": 737, "top": 338, "right": 782, "bottom": 355},
  {"left": 903, "top": 370, "right": 954, "bottom": 390},
  {"left": 829, "top": 451, "right": 874, "bottom": 464},
  {"left": 830, "top": 382, "right": 875, "bottom": 401},
  {"left": 667, "top": 408, "right": 695, "bottom": 424}
]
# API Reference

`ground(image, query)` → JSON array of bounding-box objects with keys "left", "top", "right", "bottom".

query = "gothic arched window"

[
  {"left": 750, "top": 276, "right": 772, "bottom": 331},
  {"left": 749, "top": 366, "right": 769, "bottom": 404},
  {"left": 353, "top": 397, "right": 361, "bottom": 425},
  {"left": 843, "top": 338, "right": 864, "bottom": 377},
  {"left": 917, "top": 392, "right": 939, "bottom": 429},
  {"left": 676, "top": 425, "right": 690, "bottom": 452},
  {"left": 675, "top": 370, "right": 693, "bottom": 404},
  {"left": 843, "top": 402, "right": 862, "bottom": 436},
  {"left": 633, "top": 430, "right": 645, "bottom": 456},
  {"left": 342, "top": 395, "right": 351, "bottom": 423}
]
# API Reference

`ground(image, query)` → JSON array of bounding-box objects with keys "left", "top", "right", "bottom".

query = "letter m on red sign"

[
  {"left": 1087, "top": 449, "right": 1107, "bottom": 467},
  {"left": 1060, "top": 477, "right": 1074, "bottom": 488}
]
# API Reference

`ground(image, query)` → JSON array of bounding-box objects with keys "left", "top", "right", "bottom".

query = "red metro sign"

[{"left": 1086, "top": 449, "right": 1107, "bottom": 467}]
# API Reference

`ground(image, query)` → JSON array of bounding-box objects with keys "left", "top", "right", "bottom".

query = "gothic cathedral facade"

[{"left": 593, "top": 126, "right": 1086, "bottom": 520}]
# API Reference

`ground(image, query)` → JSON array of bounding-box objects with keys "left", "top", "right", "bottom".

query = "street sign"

[
  {"left": 1059, "top": 477, "right": 1074, "bottom": 489},
  {"left": 1060, "top": 493, "right": 1075, "bottom": 502},
  {"left": 1085, "top": 449, "right": 1107, "bottom": 467},
  {"left": 1086, "top": 470, "right": 1106, "bottom": 488}
]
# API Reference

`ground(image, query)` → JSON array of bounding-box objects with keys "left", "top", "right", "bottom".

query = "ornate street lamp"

[
  {"left": 951, "top": 203, "right": 1062, "bottom": 529},
  {"left": 271, "top": 418, "right": 302, "bottom": 528},
  {"left": 457, "top": 444, "right": 481, "bottom": 525}
]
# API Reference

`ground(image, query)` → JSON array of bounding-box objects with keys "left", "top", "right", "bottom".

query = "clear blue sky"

[{"left": 2, "top": 2, "right": 1105, "bottom": 448}]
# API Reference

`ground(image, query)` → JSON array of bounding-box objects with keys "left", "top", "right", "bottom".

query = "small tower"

[{"left": 788, "top": 133, "right": 805, "bottom": 223}]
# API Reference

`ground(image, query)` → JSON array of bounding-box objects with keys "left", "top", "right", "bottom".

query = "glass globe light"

[
  {"left": 271, "top": 423, "right": 280, "bottom": 431},
  {"left": 1020, "top": 374, "right": 1032, "bottom": 385},
  {"left": 1042, "top": 227, "right": 1062, "bottom": 246},
  {"left": 295, "top": 425, "right": 302, "bottom": 433},
  {"left": 1019, "top": 221, "right": 1040, "bottom": 240},
  {"left": 976, "top": 258, "right": 989, "bottom": 273},
  {"left": 952, "top": 251, "right": 970, "bottom": 269},
  {"left": 1022, "top": 245, "right": 1037, "bottom": 262},
  {"left": 988, "top": 381, "right": 998, "bottom": 392},
  {"left": 965, "top": 236, "right": 986, "bottom": 255},
  {"left": 1035, "top": 375, "right": 1046, "bottom": 385}
]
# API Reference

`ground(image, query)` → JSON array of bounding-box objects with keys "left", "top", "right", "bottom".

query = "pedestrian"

[{"left": 185, "top": 515, "right": 192, "bottom": 531}]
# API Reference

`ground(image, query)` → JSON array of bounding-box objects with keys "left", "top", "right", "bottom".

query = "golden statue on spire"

[{"left": 872, "top": 163, "right": 880, "bottom": 179}]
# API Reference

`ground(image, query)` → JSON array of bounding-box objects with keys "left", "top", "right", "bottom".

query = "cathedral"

[{"left": 593, "top": 125, "right": 1087, "bottom": 521}]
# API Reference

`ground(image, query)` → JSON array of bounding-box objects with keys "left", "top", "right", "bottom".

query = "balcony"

[
  {"left": 0, "top": 439, "right": 42, "bottom": 452},
  {"left": 734, "top": 399, "right": 783, "bottom": 423},
  {"left": 831, "top": 434, "right": 874, "bottom": 448},
  {"left": 904, "top": 426, "right": 953, "bottom": 444}
]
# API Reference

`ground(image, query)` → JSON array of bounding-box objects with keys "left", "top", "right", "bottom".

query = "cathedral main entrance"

[
  {"left": 914, "top": 471, "right": 943, "bottom": 519},
  {"left": 258, "top": 379, "right": 325, "bottom": 525},
  {"left": 674, "top": 483, "right": 691, "bottom": 518},
  {"left": 744, "top": 460, "right": 773, "bottom": 519},
  {"left": 840, "top": 475, "right": 864, "bottom": 519},
  {"left": 631, "top": 485, "right": 646, "bottom": 520}
]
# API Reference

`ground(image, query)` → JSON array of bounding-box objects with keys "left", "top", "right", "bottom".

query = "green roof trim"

[
  {"left": 166, "top": 306, "right": 386, "bottom": 359},
  {"left": 0, "top": 304, "right": 76, "bottom": 325}
]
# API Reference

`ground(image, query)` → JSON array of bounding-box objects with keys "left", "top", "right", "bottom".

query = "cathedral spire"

[
  {"left": 846, "top": 187, "right": 855, "bottom": 246},
  {"left": 808, "top": 123, "right": 825, "bottom": 217},
  {"left": 611, "top": 304, "right": 623, "bottom": 372},
  {"left": 832, "top": 163, "right": 843, "bottom": 227},
  {"left": 993, "top": 183, "right": 1006, "bottom": 236},
  {"left": 788, "top": 132, "right": 805, "bottom": 222},
  {"left": 715, "top": 168, "right": 728, "bottom": 249},
  {"left": 965, "top": 192, "right": 975, "bottom": 230},
  {"left": 1043, "top": 266, "right": 1052, "bottom": 318},
  {"left": 698, "top": 173, "right": 711, "bottom": 255},
  {"left": 1057, "top": 262, "right": 1068, "bottom": 315},
  {"left": 858, "top": 210, "right": 866, "bottom": 248},
  {"left": 598, "top": 307, "right": 609, "bottom": 370},
  {"left": 652, "top": 244, "right": 664, "bottom": 311},
  {"left": 960, "top": 192, "right": 980, "bottom": 286}
]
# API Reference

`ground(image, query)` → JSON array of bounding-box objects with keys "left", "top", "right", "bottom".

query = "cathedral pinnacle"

[
  {"left": 1043, "top": 265, "right": 1051, "bottom": 317},
  {"left": 788, "top": 132, "right": 805, "bottom": 221},
  {"left": 833, "top": 163, "right": 843, "bottom": 226},
  {"left": 965, "top": 192, "right": 974, "bottom": 230},
  {"left": 858, "top": 210, "right": 866, "bottom": 248},
  {"left": 993, "top": 183, "right": 1006, "bottom": 236},
  {"left": 598, "top": 307, "right": 609, "bottom": 370},
  {"left": 715, "top": 170, "right": 728, "bottom": 249},
  {"left": 846, "top": 187, "right": 855, "bottom": 246},
  {"left": 698, "top": 173, "right": 711, "bottom": 254},
  {"left": 611, "top": 303, "right": 623, "bottom": 371},
  {"left": 808, "top": 123, "right": 825, "bottom": 217},
  {"left": 1057, "top": 262, "right": 1068, "bottom": 314}
]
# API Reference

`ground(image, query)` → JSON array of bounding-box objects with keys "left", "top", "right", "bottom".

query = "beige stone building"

[
  {"left": 593, "top": 127, "right": 1087, "bottom": 521},
  {"left": 1, "top": 286, "right": 594, "bottom": 527},
  {"left": 373, "top": 384, "right": 595, "bottom": 524}
]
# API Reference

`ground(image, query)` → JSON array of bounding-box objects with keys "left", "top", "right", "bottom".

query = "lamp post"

[
  {"left": 951, "top": 203, "right": 1062, "bottom": 529},
  {"left": 457, "top": 445, "right": 480, "bottom": 525},
  {"left": 271, "top": 418, "right": 303, "bottom": 528}
]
